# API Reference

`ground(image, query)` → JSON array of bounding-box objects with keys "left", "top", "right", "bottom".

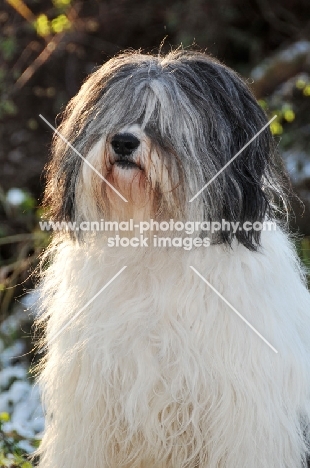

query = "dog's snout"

[{"left": 111, "top": 133, "right": 140, "bottom": 156}]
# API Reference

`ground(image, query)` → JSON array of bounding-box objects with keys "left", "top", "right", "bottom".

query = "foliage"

[
  {"left": 34, "top": 13, "right": 71, "bottom": 37},
  {"left": 260, "top": 73, "right": 310, "bottom": 149},
  {"left": 0, "top": 37, "right": 16, "bottom": 61},
  {"left": 0, "top": 189, "right": 50, "bottom": 321},
  {"left": 0, "top": 60, "right": 17, "bottom": 119},
  {"left": 0, "top": 413, "right": 36, "bottom": 468}
]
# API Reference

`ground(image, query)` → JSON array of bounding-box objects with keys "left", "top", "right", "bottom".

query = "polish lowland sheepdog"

[{"left": 36, "top": 50, "right": 310, "bottom": 467}]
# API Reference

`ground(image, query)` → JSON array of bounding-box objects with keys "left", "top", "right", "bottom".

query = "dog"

[{"left": 36, "top": 50, "right": 310, "bottom": 467}]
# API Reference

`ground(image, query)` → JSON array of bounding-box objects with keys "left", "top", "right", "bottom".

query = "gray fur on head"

[{"left": 43, "top": 49, "right": 286, "bottom": 250}]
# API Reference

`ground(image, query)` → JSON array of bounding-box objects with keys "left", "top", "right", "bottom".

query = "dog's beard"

[
  {"left": 77, "top": 128, "right": 187, "bottom": 225},
  {"left": 106, "top": 167, "right": 152, "bottom": 221},
  {"left": 105, "top": 132, "right": 154, "bottom": 221}
]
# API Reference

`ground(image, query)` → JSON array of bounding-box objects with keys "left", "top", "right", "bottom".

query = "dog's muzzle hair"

[{"left": 43, "top": 49, "right": 285, "bottom": 250}]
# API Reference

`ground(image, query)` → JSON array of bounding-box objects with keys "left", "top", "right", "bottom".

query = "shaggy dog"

[{"left": 36, "top": 50, "right": 310, "bottom": 467}]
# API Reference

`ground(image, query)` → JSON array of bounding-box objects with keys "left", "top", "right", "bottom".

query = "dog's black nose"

[{"left": 111, "top": 133, "right": 140, "bottom": 156}]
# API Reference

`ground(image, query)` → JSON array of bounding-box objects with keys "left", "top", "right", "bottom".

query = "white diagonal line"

[
  {"left": 39, "top": 114, "right": 128, "bottom": 203},
  {"left": 189, "top": 115, "right": 277, "bottom": 202},
  {"left": 39, "top": 266, "right": 127, "bottom": 353},
  {"left": 190, "top": 266, "right": 278, "bottom": 353}
]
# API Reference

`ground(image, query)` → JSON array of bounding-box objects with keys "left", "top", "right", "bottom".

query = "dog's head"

[{"left": 44, "top": 50, "right": 284, "bottom": 250}]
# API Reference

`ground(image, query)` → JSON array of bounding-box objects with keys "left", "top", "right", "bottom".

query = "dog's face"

[
  {"left": 44, "top": 50, "right": 284, "bottom": 249},
  {"left": 96, "top": 122, "right": 189, "bottom": 223},
  {"left": 104, "top": 124, "right": 160, "bottom": 221}
]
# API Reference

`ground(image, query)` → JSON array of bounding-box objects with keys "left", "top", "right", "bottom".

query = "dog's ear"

[
  {"left": 177, "top": 54, "right": 284, "bottom": 251},
  {"left": 43, "top": 131, "right": 97, "bottom": 235}
]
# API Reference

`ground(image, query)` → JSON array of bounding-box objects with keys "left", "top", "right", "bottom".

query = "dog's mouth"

[
  {"left": 110, "top": 155, "right": 143, "bottom": 171},
  {"left": 114, "top": 157, "right": 142, "bottom": 170}
]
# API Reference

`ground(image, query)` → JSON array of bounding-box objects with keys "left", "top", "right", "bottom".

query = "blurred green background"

[{"left": 0, "top": 0, "right": 310, "bottom": 465}]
